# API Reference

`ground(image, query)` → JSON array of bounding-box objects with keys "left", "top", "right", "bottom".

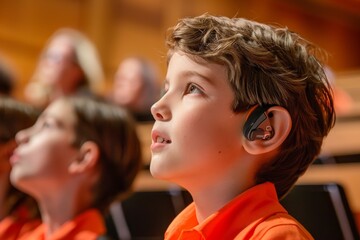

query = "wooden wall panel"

[
  {"left": 0, "top": 0, "right": 359, "bottom": 100},
  {"left": 0, "top": 0, "right": 100, "bottom": 99}
]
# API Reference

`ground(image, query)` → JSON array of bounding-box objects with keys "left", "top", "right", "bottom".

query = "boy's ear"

[
  {"left": 69, "top": 141, "right": 100, "bottom": 174},
  {"left": 242, "top": 106, "right": 292, "bottom": 155}
]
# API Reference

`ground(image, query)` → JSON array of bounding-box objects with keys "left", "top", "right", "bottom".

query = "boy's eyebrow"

[{"left": 167, "top": 70, "right": 214, "bottom": 85}]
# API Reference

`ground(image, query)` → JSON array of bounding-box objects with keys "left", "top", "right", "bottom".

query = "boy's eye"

[{"left": 185, "top": 83, "right": 203, "bottom": 94}]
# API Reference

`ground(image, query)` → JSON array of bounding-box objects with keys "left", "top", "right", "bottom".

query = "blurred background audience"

[
  {"left": 324, "top": 66, "right": 354, "bottom": 116},
  {"left": 110, "top": 56, "right": 160, "bottom": 122},
  {"left": 23, "top": 28, "right": 105, "bottom": 108},
  {"left": 0, "top": 55, "right": 16, "bottom": 96}
]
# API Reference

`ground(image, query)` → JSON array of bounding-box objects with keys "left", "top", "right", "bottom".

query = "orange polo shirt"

[
  {"left": 165, "top": 182, "right": 314, "bottom": 240},
  {"left": 0, "top": 217, "right": 41, "bottom": 240},
  {"left": 19, "top": 209, "right": 106, "bottom": 240},
  {"left": 0, "top": 205, "right": 41, "bottom": 240}
]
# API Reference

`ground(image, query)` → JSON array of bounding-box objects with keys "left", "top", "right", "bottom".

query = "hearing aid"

[{"left": 243, "top": 105, "right": 274, "bottom": 141}]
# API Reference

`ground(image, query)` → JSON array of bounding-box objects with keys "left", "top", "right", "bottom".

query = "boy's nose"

[{"left": 151, "top": 101, "right": 171, "bottom": 121}]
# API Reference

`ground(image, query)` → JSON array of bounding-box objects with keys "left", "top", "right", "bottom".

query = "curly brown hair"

[{"left": 166, "top": 14, "right": 335, "bottom": 199}]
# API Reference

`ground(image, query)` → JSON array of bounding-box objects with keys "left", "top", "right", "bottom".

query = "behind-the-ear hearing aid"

[{"left": 243, "top": 105, "right": 274, "bottom": 141}]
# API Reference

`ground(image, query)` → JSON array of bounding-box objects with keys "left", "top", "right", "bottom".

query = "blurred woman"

[
  {"left": 24, "top": 28, "right": 105, "bottom": 108},
  {"left": 111, "top": 56, "right": 160, "bottom": 122}
]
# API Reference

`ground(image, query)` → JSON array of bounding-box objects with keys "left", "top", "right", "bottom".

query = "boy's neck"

[{"left": 189, "top": 161, "right": 257, "bottom": 223}]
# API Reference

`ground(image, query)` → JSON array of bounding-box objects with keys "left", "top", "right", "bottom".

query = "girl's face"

[
  {"left": 10, "top": 99, "right": 79, "bottom": 197},
  {"left": 150, "top": 52, "right": 246, "bottom": 189}
]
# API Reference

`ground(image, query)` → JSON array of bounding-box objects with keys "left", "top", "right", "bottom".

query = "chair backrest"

[
  {"left": 281, "top": 183, "right": 359, "bottom": 240},
  {"left": 105, "top": 188, "right": 192, "bottom": 240}
]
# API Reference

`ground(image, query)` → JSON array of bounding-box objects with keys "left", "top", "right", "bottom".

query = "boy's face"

[
  {"left": 150, "top": 52, "right": 246, "bottom": 188},
  {"left": 9, "top": 99, "right": 79, "bottom": 196}
]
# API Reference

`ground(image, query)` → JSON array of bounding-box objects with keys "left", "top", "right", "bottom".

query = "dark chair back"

[
  {"left": 105, "top": 188, "right": 192, "bottom": 240},
  {"left": 281, "top": 183, "right": 359, "bottom": 240}
]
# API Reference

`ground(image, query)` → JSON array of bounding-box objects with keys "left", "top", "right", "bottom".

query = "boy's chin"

[
  {"left": 149, "top": 158, "right": 173, "bottom": 181},
  {"left": 149, "top": 159, "right": 164, "bottom": 179}
]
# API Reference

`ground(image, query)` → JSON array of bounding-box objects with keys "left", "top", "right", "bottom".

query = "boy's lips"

[
  {"left": 151, "top": 130, "right": 171, "bottom": 151},
  {"left": 151, "top": 130, "right": 171, "bottom": 144},
  {"left": 155, "top": 136, "right": 172, "bottom": 144}
]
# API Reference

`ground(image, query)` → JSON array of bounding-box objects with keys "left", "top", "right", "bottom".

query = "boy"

[
  {"left": 10, "top": 96, "right": 142, "bottom": 239},
  {"left": 150, "top": 14, "right": 335, "bottom": 239}
]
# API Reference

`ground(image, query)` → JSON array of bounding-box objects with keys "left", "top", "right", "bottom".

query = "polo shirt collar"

[{"left": 168, "top": 182, "right": 287, "bottom": 239}]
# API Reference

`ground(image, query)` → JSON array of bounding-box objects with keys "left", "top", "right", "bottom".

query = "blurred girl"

[
  {"left": 0, "top": 97, "right": 41, "bottom": 239},
  {"left": 10, "top": 97, "right": 142, "bottom": 239}
]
